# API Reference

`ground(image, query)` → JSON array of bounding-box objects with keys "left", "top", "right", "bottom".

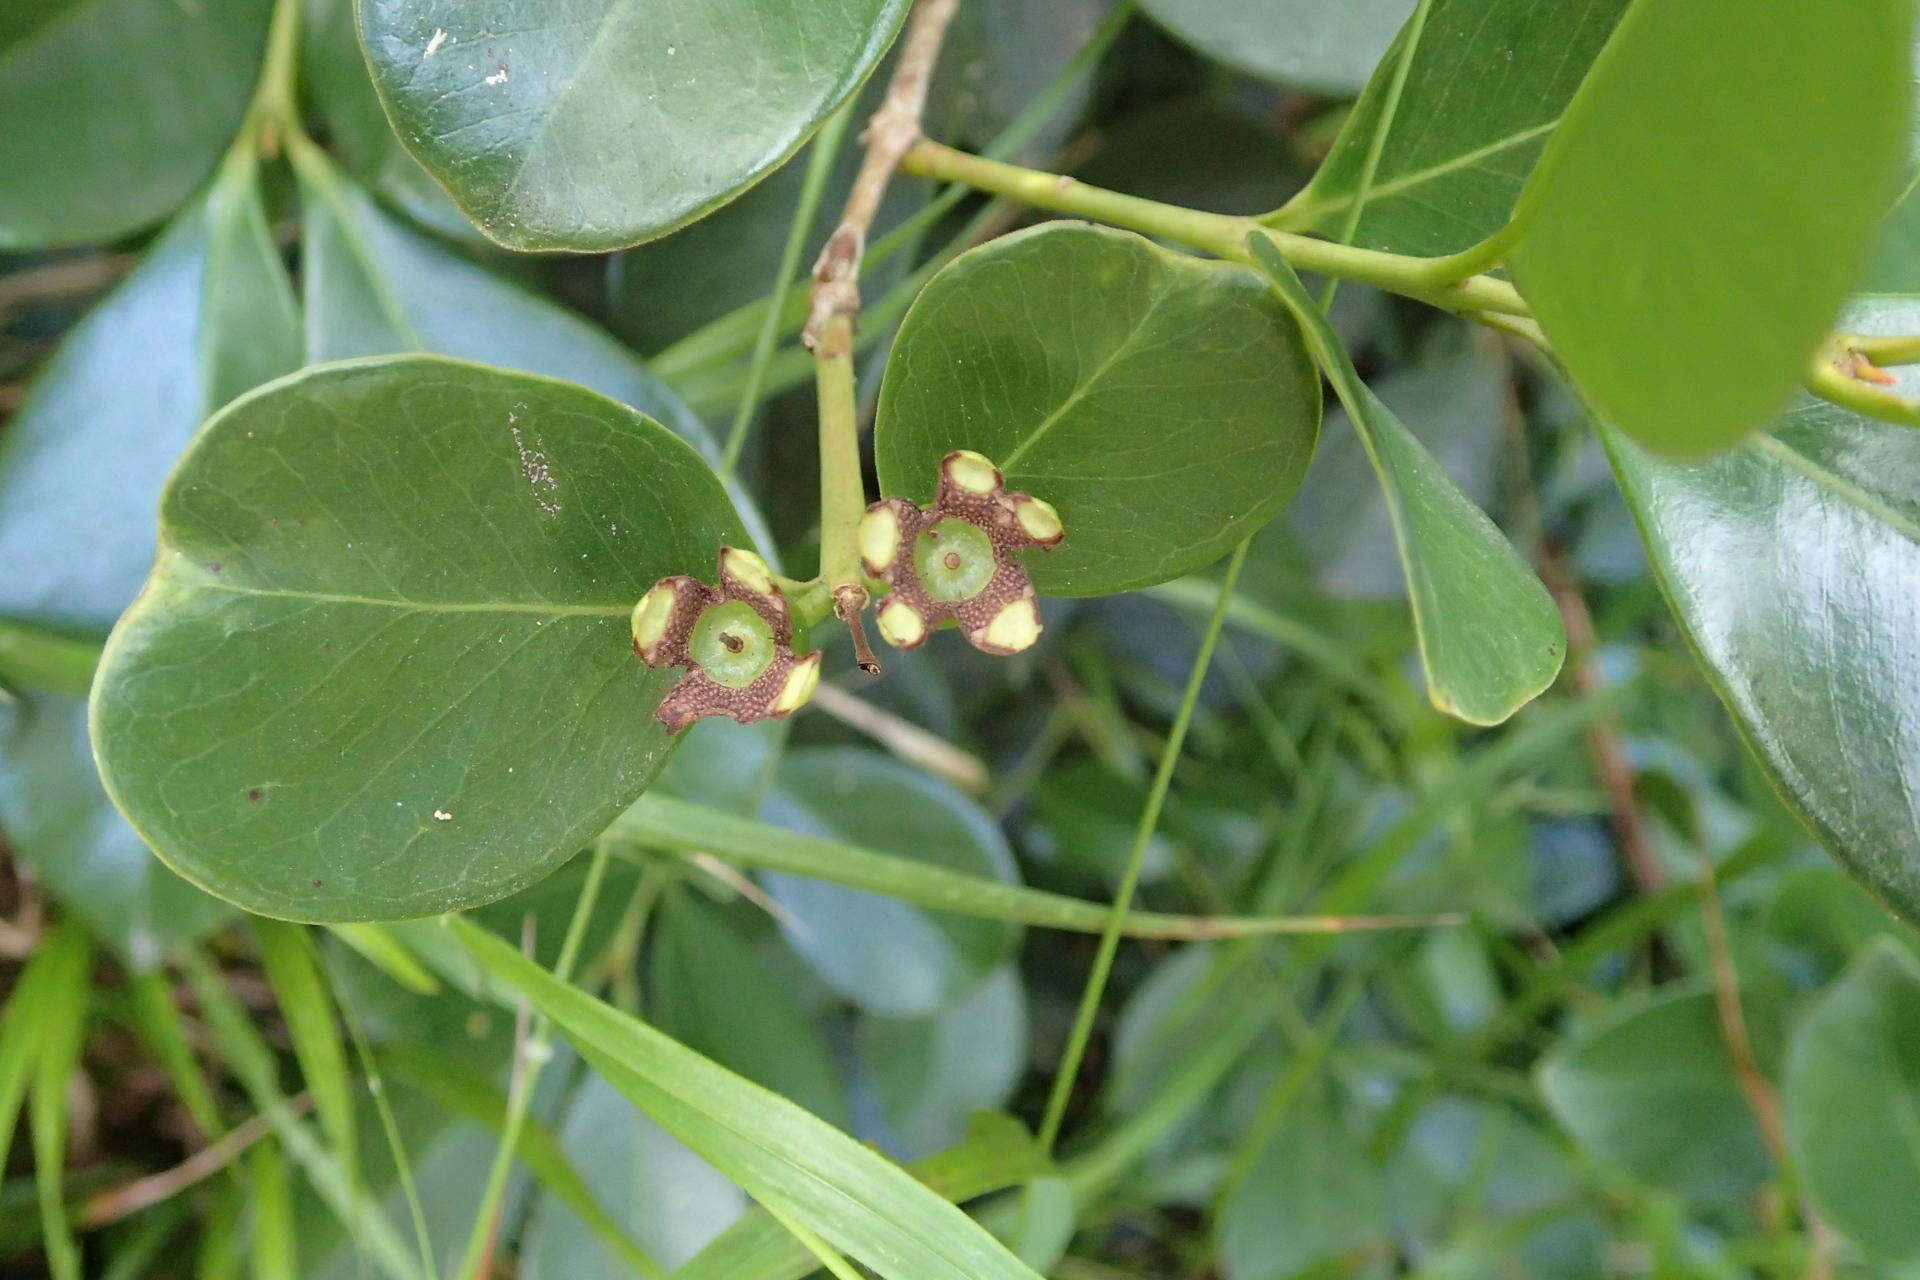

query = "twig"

[
  {"left": 802, "top": 0, "right": 963, "bottom": 353},
  {"left": 810, "top": 681, "right": 990, "bottom": 794},
  {"left": 0, "top": 254, "right": 132, "bottom": 320},
  {"left": 80, "top": 1094, "right": 315, "bottom": 1227}
]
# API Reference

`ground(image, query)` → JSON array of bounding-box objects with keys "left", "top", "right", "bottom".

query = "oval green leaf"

[
  {"left": 1784, "top": 940, "right": 1920, "bottom": 1264},
  {"left": 90, "top": 356, "right": 746, "bottom": 921},
  {"left": 0, "top": 0, "right": 272, "bottom": 248},
  {"left": 1137, "top": 0, "right": 1410, "bottom": 96},
  {"left": 356, "top": 0, "right": 910, "bottom": 251},
  {"left": 1273, "top": 0, "right": 1629, "bottom": 256},
  {"left": 1507, "top": 0, "right": 1914, "bottom": 457},
  {"left": 875, "top": 222, "right": 1322, "bottom": 597},
  {"left": 1603, "top": 296, "right": 1920, "bottom": 921}
]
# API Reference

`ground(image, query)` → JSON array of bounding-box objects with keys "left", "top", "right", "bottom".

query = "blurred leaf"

[
  {"left": 445, "top": 914, "right": 1046, "bottom": 1280},
  {"left": 1217, "top": 1079, "right": 1385, "bottom": 1280},
  {"left": 1508, "top": 0, "right": 1912, "bottom": 456},
  {"left": 0, "top": 693, "right": 230, "bottom": 965},
  {"left": 761, "top": 748, "right": 1021, "bottom": 1017},
  {"left": 1276, "top": 0, "right": 1629, "bottom": 256},
  {"left": 674, "top": 1112, "right": 1051, "bottom": 1280},
  {"left": 1764, "top": 867, "right": 1918, "bottom": 988},
  {"left": 521, "top": 1072, "right": 747, "bottom": 1278},
  {"left": 1539, "top": 988, "right": 1783, "bottom": 1202},
  {"left": 927, "top": 0, "right": 1110, "bottom": 158},
  {"left": 91, "top": 357, "right": 745, "bottom": 921},
  {"left": 1070, "top": 98, "right": 1304, "bottom": 222},
  {"left": 1604, "top": 295, "right": 1920, "bottom": 923},
  {"left": 0, "top": 0, "right": 271, "bottom": 247},
  {"left": 31, "top": 923, "right": 91, "bottom": 1280},
  {"left": 0, "top": 160, "right": 299, "bottom": 633},
  {"left": 857, "top": 964, "right": 1027, "bottom": 1157},
  {"left": 1252, "top": 236, "right": 1563, "bottom": 724},
  {"left": 355, "top": 0, "right": 910, "bottom": 251},
  {"left": 1784, "top": 940, "right": 1920, "bottom": 1264},
  {"left": 1139, "top": 0, "right": 1410, "bottom": 95},
  {"left": 875, "top": 222, "right": 1321, "bottom": 597},
  {"left": 650, "top": 891, "right": 849, "bottom": 1123},
  {"left": 254, "top": 923, "right": 359, "bottom": 1194}
]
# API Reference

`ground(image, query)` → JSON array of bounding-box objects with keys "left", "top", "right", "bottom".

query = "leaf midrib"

[
  {"left": 1277, "top": 119, "right": 1558, "bottom": 227},
  {"left": 1755, "top": 434, "right": 1920, "bottom": 546},
  {"left": 159, "top": 575, "right": 628, "bottom": 617}
]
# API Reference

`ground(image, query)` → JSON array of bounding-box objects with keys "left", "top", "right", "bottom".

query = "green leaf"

[
  {"left": 355, "top": 0, "right": 910, "bottom": 251},
  {"left": 857, "top": 965, "right": 1027, "bottom": 1158},
  {"left": 875, "top": 222, "right": 1321, "bottom": 596},
  {"left": 292, "top": 143, "right": 711, "bottom": 453},
  {"left": 444, "top": 914, "right": 1046, "bottom": 1280},
  {"left": 1138, "top": 0, "right": 1410, "bottom": 95},
  {"left": 1538, "top": 988, "right": 1783, "bottom": 1203},
  {"left": 0, "top": 693, "right": 231, "bottom": 965},
  {"left": 0, "top": 0, "right": 272, "bottom": 248},
  {"left": 521, "top": 1072, "right": 745, "bottom": 1277},
  {"left": 1784, "top": 940, "right": 1920, "bottom": 1264},
  {"left": 761, "top": 748, "right": 1020, "bottom": 1017},
  {"left": 90, "top": 356, "right": 746, "bottom": 922},
  {"left": 650, "top": 892, "right": 849, "bottom": 1125},
  {"left": 1506, "top": 0, "right": 1914, "bottom": 457},
  {"left": 1249, "top": 236, "right": 1563, "bottom": 724},
  {"left": 673, "top": 1112, "right": 1050, "bottom": 1280},
  {"left": 1217, "top": 1079, "right": 1384, "bottom": 1280},
  {"left": 0, "top": 160, "right": 300, "bottom": 633},
  {"left": 1603, "top": 295, "right": 1920, "bottom": 921},
  {"left": 1274, "top": 0, "right": 1629, "bottom": 256}
]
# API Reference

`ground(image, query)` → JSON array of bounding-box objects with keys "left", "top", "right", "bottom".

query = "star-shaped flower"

[
  {"left": 631, "top": 547, "right": 822, "bottom": 732},
  {"left": 859, "top": 450, "right": 1064, "bottom": 656}
]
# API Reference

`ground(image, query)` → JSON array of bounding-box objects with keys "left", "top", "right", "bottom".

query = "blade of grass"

[
  {"left": 674, "top": 1113, "right": 1049, "bottom": 1280},
  {"left": 443, "top": 914, "right": 1045, "bottom": 1280},
  {"left": 29, "top": 923, "right": 92, "bottom": 1280},
  {"left": 605, "top": 796, "right": 1452, "bottom": 940},
  {"left": 0, "top": 923, "right": 75, "bottom": 1169},
  {"left": 247, "top": 1142, "right": 297, "bottom": 1280},
  {"left": 252, "top": 922, "right": 357, "bottom": 1200},
  {"left": 124, "top": 971, "right": 225, "bottom": 1139},
  {"left": 327, "top": 925, "right": 440, "bottom": 995},
  {"left": 97, "top": 1199, "right": 187, "bottom": 1280}
]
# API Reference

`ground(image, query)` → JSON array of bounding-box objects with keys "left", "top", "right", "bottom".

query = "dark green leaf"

[
  {"left": 1538, "top": 989, "right": 1782, "bottom": 1202},
  {"left": 875, "top": 222, "right": 1321, "bottom": 596},
  {"left": 1784, "top": 940, "right": 1920, "bottom": 1264},
  {"left": 1250, "top": 236, "right": 1563, "bottom": 724},
  {"left": 1603, "top": 297, "right": 1920, "bottom": 920},
  {"left": 1217, "top": 1079, "right": 1384, "bottom": 1280},
  {"left": 355, "top": 0, "right": 910, "bottom": 250},
  {"left": 0, "top": 162, "right": 300, "bottom": 632},
  {"left": 445, "top": 914, "right": 1046, "bottom": 1280},
  {"left": 0, "top": 0, "right": 272, "bottom": 247},
  {"left": 90, "top": 356, "right": 745, "bottom": 921},
  {"left": 1274, "top": 0, "right": 1628, "bottom": 256},
  {"left": 761, "top": 748, "right": 1020, "bottom": 1016},
  {"left": 1139, "top": 0, "right": 1410, "bottom": 95},
  {"left": 1508, "top": 0, "right": 1913, "bottom": 456},
  {"left": 856, "top": 965, "right": 1027, "bottom": 1157}
]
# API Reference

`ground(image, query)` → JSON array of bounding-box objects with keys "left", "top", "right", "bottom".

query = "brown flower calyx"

[
  {"left": 631, "top": 547, "right": 822, "bottom": 732},
  {"left": 859, "top": 450, "right": 1064, "bottom": 656}
]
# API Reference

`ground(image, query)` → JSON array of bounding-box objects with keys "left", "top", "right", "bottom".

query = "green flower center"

[
  {"left": 690, "top": 600, "right": 776, "bottom": 689},
  {"left": 913, "top": 518, "right": 995, "bottom": 601}
]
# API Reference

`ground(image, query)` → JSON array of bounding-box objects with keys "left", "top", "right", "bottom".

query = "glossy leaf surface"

[
  {"left": 0, "top": 0, "right": 271, "bottom": 248},
  {"left": 876, "top": 222, "right": 1321, "bottom": 596},
  {"left": 1784, "top": 941, "right": 1920, "bottom": 1263},
  {"left": 1138, "top": 0, "right": 1410, "bottom": 95},
  {"left": 91, "top": 357, "right": 745, "bottom": 921},
  {"left": 447, "top": 915, "right": 1045, "bottom": 1280},
  {"left": 1508, "top": 0, "right": 1913, "bottom": 456},
  {"left": 1252, "top": 237, "right": 1563, "bottom": 724},
  {"left": 1275, "top": 0, "right": 1628, "bottom": 256},
  {"left": 0, "top": 170, "right": 300, "bottom": 633},
  {"left": 356, "top": 0, "right": 910, "bottom": 250},
  {"left": 1538, "top": 990, "right": 1781, "bottom": 1202},
  {"left": 1605, "top": 296, "right": 1920, "bottom": 920}
]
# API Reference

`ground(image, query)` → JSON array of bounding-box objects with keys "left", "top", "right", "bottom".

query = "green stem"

[
  {"left": 722, "top": 104, "right": 853, "bottom": 477},
  {"left": 1849, "top": 331, "right": 1920, "bottom": 367},
  {"left": 453, "top": 845, "right": 612, "bottom": 1280},
  {"left": 1806, "top": 357, "right": 1920, "bottom": 427},
  {"left": 898, "top": 140, "right": 1531, "bottom": 318},
  {"left": 243, "top": 0, "right": 303, "bottom": 148},
  {"left": 1036, "top": 538, "right": 1252, "bottom": 1152}
]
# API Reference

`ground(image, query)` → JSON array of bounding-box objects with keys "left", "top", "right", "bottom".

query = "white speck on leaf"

[
  {"left": 485, "top": 63, "right": 509, "bottom": 85},
  {"left": 424, "top": 28, "right": 449, "bottom": 57},
  {"left": 434, "top": 809, "right": 452, "bottom": 821},
  {"left": 509, "top": 425, "right": 560, "bottom": 515}
]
